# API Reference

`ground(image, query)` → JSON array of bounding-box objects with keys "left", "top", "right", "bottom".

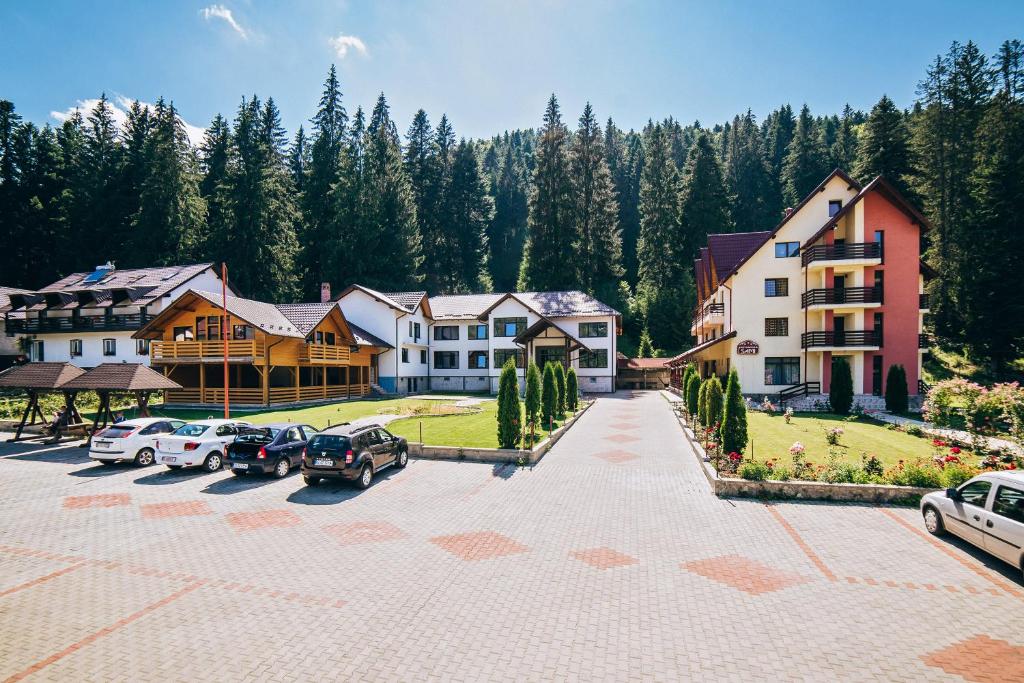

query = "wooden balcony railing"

[
  {"left": 5, "top": 312, "right": 147, "bottom": 334},
  {"left": 150, "top": 339, "right": 265, "bottom": 362},
  {"left": 801, "top": 287, "right": 882, "bottom": 308},
  {"left": 801, "top": 242, "right": 882, "bottom": 266},
  {"left": 801, "top": 330, "right": 881, "bottom": 348},
  {"left": 164, "top": 383, "right": 371, "bottom": 405},
  {"left": 298, "top": 343, "right": 351, "bottom": 364}
]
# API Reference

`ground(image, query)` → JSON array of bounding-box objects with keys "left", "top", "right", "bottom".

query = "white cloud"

[
  {"left": 328, "top": 34, "right": 368, "bottom": 59},
  {"left": 200, "top": 4, "right": 249, "bottom": 40},
  {"left": 50, "top": 96, "right": 207, "bottom": 148}
]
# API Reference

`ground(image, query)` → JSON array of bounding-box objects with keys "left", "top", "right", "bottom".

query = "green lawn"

[
  {"left": 745, "top": 412, "right": 965, "bottom": 468},
  {"left": 388, "top": 402, "right": 579, "bottom": 449}
]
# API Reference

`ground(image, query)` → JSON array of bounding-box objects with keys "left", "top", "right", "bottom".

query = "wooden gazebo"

[
  {"left": 60, "top": 363, "right": 182, "bottom": 447},
  {"left": 0, "top": 362, "right": 86, "bottom": 442}
]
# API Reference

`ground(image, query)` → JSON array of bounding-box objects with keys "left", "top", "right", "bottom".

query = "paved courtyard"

[{"left": 0, "top": 391, "right": 1021, "bottom": 681}]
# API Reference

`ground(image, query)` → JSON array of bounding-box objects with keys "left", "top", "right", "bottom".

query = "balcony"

[
  {"left": 801, "top": 242, "right": 882, "bottom": 268},
  {"left": 919, "top": 333, "right": 930, "bottom": 349},
  {"left": 298, "top": 343, "right": 352, "bottom": 365},
  {"left": 691, "top": 302, "right": 725, "bottom": 330},
  {"left": 150, "top": 339, "right": 266, "bottom": 363},
  {"left": 5, "top": 312, "right": 148, "bottom": 334},
  {"left": 801, "top": 287, "right": 882, "bottom": 308},
  {"left": 801, "top": 330, "right": 881, "bottom": 349}
]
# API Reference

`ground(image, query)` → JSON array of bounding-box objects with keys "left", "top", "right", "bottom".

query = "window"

[
  {"left": 469, "top": 350, "right": 488, "bottom": 369},
  {"left": 408, "top": 321, "right": 421, "bottom": 341},
  {"left": 136, "top": 339, "right": 150, "bottom": 355},
  {"left": 579, "top": 322, "right": 608, "bottom": 338},
  {"left": 434, "top": 351, "right": 459, "bottom": 369},
  {"left": 196, "top": 316, "right": 206, "bottom": 340},
  {"left": 401, "top": 348, "right": 409, "bottom": 363},
  {"left": 774, "top": 242, "right": 800, "bottom": 258},
  {"left": 69, "top": 339, "right": 83, "bottom": 357},
  {"left": 579, "top": 349, "right": 608, "bottom": 368},
  {"left": 764, "top": 357, "right": 800, "bottom": 385},
  {"left": 874, "top": 230, "right": 885, "bottom": 261},
  {"left": 494, "top": 348, "right": 525, "bottom": 368},
  {"left": 958, "top": 480, "right": 991, "bottom": 507},
  {"left": 315, "top": 331, "right": 324, "bottom": 344},
  {"left": 215, "top": 424, "right": 239, "bottom": 437},
  {"left": 494, "top": 317, "right": 527, "bottom": 337},
  {"left": 828, "top": 200, "right": 842, "bottom": 217},
  {"left": 420, "top": 349, "right": 427, "bottom": 364},
  {"left": 102, "top": 338, "right": 116, "bottom": 356},
  {"left": 993, "top": 486, "right": 1024, "bottom": 524},
  {"left": 536, "top": 347, "right": 566, "bottom": 368},
  {"left": 468, "top": 324, "right": 488, "bottom": 340},
  {"left": 233, "top": 324, "right": 252, "bottom": 340},
  {"left": 765, "top": 318, "right": 788, "bottom": 336},
  {"left": 434, "top": 325, "right": 459, "bottom": 341},
  {"left": 325, "top": 332, "right": 336, "bottom": 346},
  {"left": 764, "top": 278, "right": 789, "bottom": 297},
  {"left": 173, "top": 326, "right": 194, "bottom": 341}
]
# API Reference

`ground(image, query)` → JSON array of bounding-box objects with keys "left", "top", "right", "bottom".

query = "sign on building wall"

[{"left": 736, "top": 340, "right": 759, "bottom": 355}]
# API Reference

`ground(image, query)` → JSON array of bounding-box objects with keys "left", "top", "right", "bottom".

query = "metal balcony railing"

[
  {"left": 801, "top": 287, "right": 882, "bottom": 308},
  {"left": 801, "top": 330, "right": 881, "bottom": 348},
  {"left": 801, "top": 242, "right": 882, "bottom": 266},
  {"left": 5, "top": 312, "right": 147, "bottom": 334}
]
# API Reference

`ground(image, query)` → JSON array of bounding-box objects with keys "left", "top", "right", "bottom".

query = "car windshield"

[
  {"left": 235, "top": 427, "right": 280, "bottom": 444},
  {"left": 99, "top": 425, "right": 137, "bottom": 438},
  {"left": 174, "top": 424, "right": 210, "bottom": 437},
  {"left": 308, "top": 435, "right": 350, "bottom": 450}
]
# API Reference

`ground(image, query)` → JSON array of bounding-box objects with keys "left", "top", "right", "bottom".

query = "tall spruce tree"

[
  {"left": 198, "top": 113, "right": 234, "bottom": 267},
  {"left": 487, "top": 143, "right": 528, "bottom": 291},
  {"left": 289, "top": 125, "right": 309, "bottom": 193},
  {"left": 781, "top": 104, "right": 829, "bottom": 206},
  {"left": 725, "top": 110, "right": 775, "bottom": 231},
  {"left": 404, "top": 109, "right": 443, "bottom": 290},
  {"left": 831, "top": 104, "right": 859, "bottom": 170},
  {"left": 606, "top": 123, "right": 644, "bottom": 286},
  {"left": 854, "top": 95, "right": 914, "bottom": 196},
  {"left": 442, "top": 139, "right": 492, "bottom": 292},
  {"left": 679, "top": 131, "right": 732, "bottom": 257},
  {"left": 520, "top": 94, "right": 576, "bottom": 290}
]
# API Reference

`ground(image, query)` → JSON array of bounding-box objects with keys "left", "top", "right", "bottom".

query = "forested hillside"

[{"left": 1, "top": 40, "right": 1022, "bottom": 374}]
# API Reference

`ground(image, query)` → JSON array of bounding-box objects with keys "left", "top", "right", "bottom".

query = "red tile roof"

[{"left": 707, "top": 231, "right": 772, "bottom": 283}]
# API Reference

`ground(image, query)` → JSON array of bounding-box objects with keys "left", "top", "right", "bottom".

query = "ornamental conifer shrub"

[
  {"left": 830, "top": 357, "right": 854, "bottom": 415},
  {"left": 705, "top": 376, "right": 725, "bottom": 433},
  {"left": 721, "top": 369, "right": 748, "bottom": 453},
  {"left": 525, "top": 361, "right": 542, "bottom": 426},
  {"left": 541, "top": 362, "right": 557, "bottom": 429},
  {"left": 686, "top": 372, "right": 701, "bottom": 416},
  {"left": 554, "top": 362, "right": 567, "bottom": 419},
  {"left": 884, "top": 363, "right": 908, "bottom": 414},
  {"left": 697, "top": 379, "right": 710, "bottom": 426},
  {"left": 566, "top": 366, "right": 579, "bottom": 411},
  {"left": 496, "top": 358, "right": 521, "bottom": 449}
]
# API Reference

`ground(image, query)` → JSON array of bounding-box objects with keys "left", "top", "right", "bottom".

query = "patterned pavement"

[{"left": 0, "top": 391, "right": 1022, "bottom": 681}]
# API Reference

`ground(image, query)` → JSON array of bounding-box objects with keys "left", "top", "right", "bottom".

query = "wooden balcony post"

[{"left": 199, "top": 364, "right": 206, "bottom": 403}]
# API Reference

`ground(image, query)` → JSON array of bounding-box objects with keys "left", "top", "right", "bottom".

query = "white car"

[
  {"left": 89, "top": 418, "right": 187, "bottom": 466},
  {"left": 155, "top": 419, "right": 251, "bottom": 472},
  {"left": 921, "top": 470, "right": 1024, "bottom": 580}
]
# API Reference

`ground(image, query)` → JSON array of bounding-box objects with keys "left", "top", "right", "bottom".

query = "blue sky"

[{"left": 1, "top": 1, "right": 1021, "bottom": 142}]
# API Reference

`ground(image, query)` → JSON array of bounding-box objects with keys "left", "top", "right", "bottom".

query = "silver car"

[{"left": 920, "top": 470, "right": 1024, "bottom": 580}]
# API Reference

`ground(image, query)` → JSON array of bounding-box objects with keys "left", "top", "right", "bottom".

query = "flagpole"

[{"left": 222, "top": 262, "right": 230, "bottom": 419}]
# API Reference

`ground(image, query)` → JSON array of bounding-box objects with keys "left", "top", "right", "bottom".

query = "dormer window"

[{"left": 828, "top": 200, "right": 842, "bottom": 217}]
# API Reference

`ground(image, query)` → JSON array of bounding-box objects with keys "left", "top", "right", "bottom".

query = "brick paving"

[{"left": 0, "top": 390, "right": 1022, "bottom": 681}]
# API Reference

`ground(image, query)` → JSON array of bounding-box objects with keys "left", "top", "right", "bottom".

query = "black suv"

[{"left": 301, "top": 423, "right": 408, "bottom": 489}]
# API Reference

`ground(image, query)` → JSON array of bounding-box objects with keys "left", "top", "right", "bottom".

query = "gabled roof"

[
  {"left": 347, "top": 322, "right": 393, "bottom": 349},
  {"left": 61, "top": 363, "right": 182, "bottom": 391},
  {"left": 275, "top": 303, "right": 338, "bottom": 336},
  {"left": 706, "top": 231, "right": 771, "bottom": 286},
  {"left": 512, "top": 318, "right": 591, "bottom": 352},
  {"left": 478, "top": 291, "right": 620, "bottom": 320},
  {"left": 618, "top": 357, "right": 669, "bottom": 370},
  {"left": 0, "top": 286, "right": 32, "bottom": 313},
  {"left": 34, "top": 263, "right": 221, "bottom": 304},
  {"left": 134, "top": 290, "right": 304, "bottom": 339},
  {"left": 0, "top": 362, "right": 85, "bottom": 390},
  {"left": 382, "top": 290, "right": 430, "bottom": 315},
  {"left": 802, "top": 175, "right": 933, "bottom": 248},
  {"left": 336, "top": 284, "right": 430, "bottom": 317},
  {"left": 429, "top": 293, "right": 505, "bottom": 320}
]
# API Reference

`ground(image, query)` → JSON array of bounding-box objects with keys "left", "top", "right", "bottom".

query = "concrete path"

[
  {"left": 0, "top": 391, "right": 1020, "bottom": 681},
  {"left": 871, "top": 411, "right": 1022, "bottom": 455}
]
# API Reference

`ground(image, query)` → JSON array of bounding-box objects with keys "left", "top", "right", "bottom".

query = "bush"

[
  {"left": 906, "top": 425, "right": 924, "bottom": 437},
  {"left": 541, "top": 362, "right": 557, "bottom": 429},
  {"left": 685, "top": 373, "right": 700, "bottom": 416},
  {"left": 830, "top": 357, "right": 854, "bottom": 415},
  {"left": 772, "top": 465, "right": 793, "bottom": 481},
  {"left": 721, "top": 370, "right": 748, "bottom": 454},
  {"left": 886, "top": 461, "right": 943, "bottom": 488},
  {"left": 739, "top": 460, "right": 770, "bottom": 481},
  {"left": 941, "top": 463, "right": 979, "bottom": 489},
  {"left": 884, "top": 364, "right": 908, "bottom": 414},
  {"left": 565, "top": 366, "right": 579, "bottom": 412},
  {"left": 697, "top": 380, "right": 710, "bottom": 426},
  {"left": 496, "top": 359, "right": 522, "bottom": 449},
  {"left": 524, "top": 361, "right": 541, "bottom": 427},
  {"left": 705, "top": 376, "right": 724, "bottom": 433},
  {"left": 554, "top": 363, "right": 567, "bottom": 419}
]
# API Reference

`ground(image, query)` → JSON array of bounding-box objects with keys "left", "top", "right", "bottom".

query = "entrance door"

[
  {"left": 833, "top": 274, "right": 846, "bottom": 304},
  {"left": 833, "top": 316, "right": 846, "bottom": 346},
  {"left": 872, "top": 356, "right": 883, "bottom": 396},
  {"left": 30, "top": 340, "right": 44, "bottom": 362},
  {"left": 535, "top": 346, "right": 566, "bottom": 369}
]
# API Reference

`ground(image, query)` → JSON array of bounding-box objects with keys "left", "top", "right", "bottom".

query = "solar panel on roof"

[{"left": 83, "top": 265, "right": 114, "bottom": 283}]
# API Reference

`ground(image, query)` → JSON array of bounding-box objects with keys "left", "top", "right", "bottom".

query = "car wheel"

[
  {"left": 231, "top": 469, "right": 247, "bottom": 477},
  {"left": 395, "top": 449, "right": 408, "bottom": 469},
  {"left": 356, "top": 464, "right": 373, "bottom": 490},
  {"left": 134, "top": 448, "right": 155, "bottom": 467},
  {"left": 204, "top": 452, "right": 223, "bottom": 473},
  {"left": 923, "top": 505, "right": 945, "bottom": 536},
  {"left": 273, "top": 458, "right": 290, "bottom": 479},
  {"left": 98, "top": 459, "right": 117, "bottom": 465},
  {"left": 303, "top": 475, "right": 320, "bottom": 487}
]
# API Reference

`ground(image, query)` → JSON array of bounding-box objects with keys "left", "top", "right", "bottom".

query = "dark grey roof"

[
  {"left": 514, "top": 291, "right": 619, "bottom": 317},
  {"left": 276, "top": 302, "right": 336, "bottom": 336},
  {"left": 380, "top": 290, "right": 427, "bottom": 312},
  {"left": 429, "top": 293, "right": 504, "bottom": 319},
  {"left": 0, "top": 287, "right": 32, "bottom": 313},
  {"left": 347, "top": 322, "right": 393, "bottom": 348},
  {"left": 0, "top": 362, "right": 86, "bottom": 389},
  {"left": 190, "top": 290, "right": 303, "bottom": 338},
  {"left": 61, "top": 363, "right": 182, "bottom": 391},
  {"left": 35, "top": 263, "right": 216, "bottom": 305}
]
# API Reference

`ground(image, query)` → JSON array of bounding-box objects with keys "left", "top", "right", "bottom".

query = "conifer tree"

[
  {"left": 679, "top": 131, "right": 732, "bottom": 256},
  {"left": 496, "top": 358, "right": 522, "bottom": 449},
  {"left": 764, "top": 104, "right": 796, "bottom": 180},
  {"left": 520, "top": 94, "right": 575, "bottom": 290},
  {"left": 637, "top": 328, "right": 654, "bottom": 357},
  {"left": 525, "top": 360, "right": 542, "bottom": 428},
  {"left": 686, "top": 372, "right": 701, "bottom": 417},
  {"left": 198, "top": 113, "right": 233, "bottom": 266},
  {"left": 884, "top": 364, "right": 909, "bottom": 414},
  {"left": 289, "top": 125, "right": 309, "bottom": 193},
  {"left": 697, "top": 378, "right": 710, "bottom": 426},
  {"left": 830, "top": 357, "right": 854, "bottom": 415},
  {"left": 725, "top": 111, "right": 775, "bottom": 231},
  {"left": 566, "top": 366, "right": 579, "bottom": 412},
  {"left": 554, "top": 362, "right": 567, "bottom": 420},
  {"left": 781, "top": 104, "right": 829, "bottom": 206},
  {"left": 830, "top": 104, "right": 858, "bottom": 170},
  {"left": 541, "top": 361, "right": 557, "bottom": 428},
  {"left": 854, "top": 95, "right": 914, "bottom": 196},
  {"left": 82, "top": 94, "right": 126, "bottom": 260},
  {"left": 404, "top": 109, "right": 442, "bottom": 289},
  {"left": 487, "top": 143, "right": 528, "bottom": 291},
  {"left": 606, "top": 122, "right": 644, "bottom": 286},
  {"left": 721, "top": 369, "right": 748, "bottom": 453},
  {"left": 443, "top": 139, "right": 492, "bottom": 292},
  {"left": 569, "top": 103, "right": 624, "bottom": 302},
  {"left": 705, "top": 376, "right": 724, "bottom": 433}
]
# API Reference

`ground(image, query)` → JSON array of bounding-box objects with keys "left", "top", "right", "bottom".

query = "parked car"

[
  {"left": 301, "top": 423, "right": 408, "bottom": 489},
  {"left": 225, "top": 423, "right": 319, "bottom": 478},
  {"left": 89, "top": 418, "right": 186, "bottom": 466},
  {"left": 921, "top": 470, "right": 1024, "bottom": 579},
  {"left": 154, "top": 419, "right": 251, "bottom": 472}
]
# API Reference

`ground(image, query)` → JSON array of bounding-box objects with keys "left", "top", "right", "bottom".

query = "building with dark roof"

[{"left": 669, "top": 169, "right": 931, "bottom": 405}]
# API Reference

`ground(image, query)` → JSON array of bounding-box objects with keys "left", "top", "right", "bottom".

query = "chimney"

[
  {"left": 320, "top": 282, "right": 331, "bottom": 303},
  {"left": 784, "top": 207, "right": 794, "bottom": 217}
]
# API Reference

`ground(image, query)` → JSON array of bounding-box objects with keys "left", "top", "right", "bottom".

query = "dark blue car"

[{"left": 225, "top": 423, "right": 319, "bottom": 478}]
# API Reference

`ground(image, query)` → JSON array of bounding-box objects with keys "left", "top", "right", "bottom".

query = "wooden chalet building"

[{"left": 132, "top": 290, "right": 390, "bottom": 407}]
